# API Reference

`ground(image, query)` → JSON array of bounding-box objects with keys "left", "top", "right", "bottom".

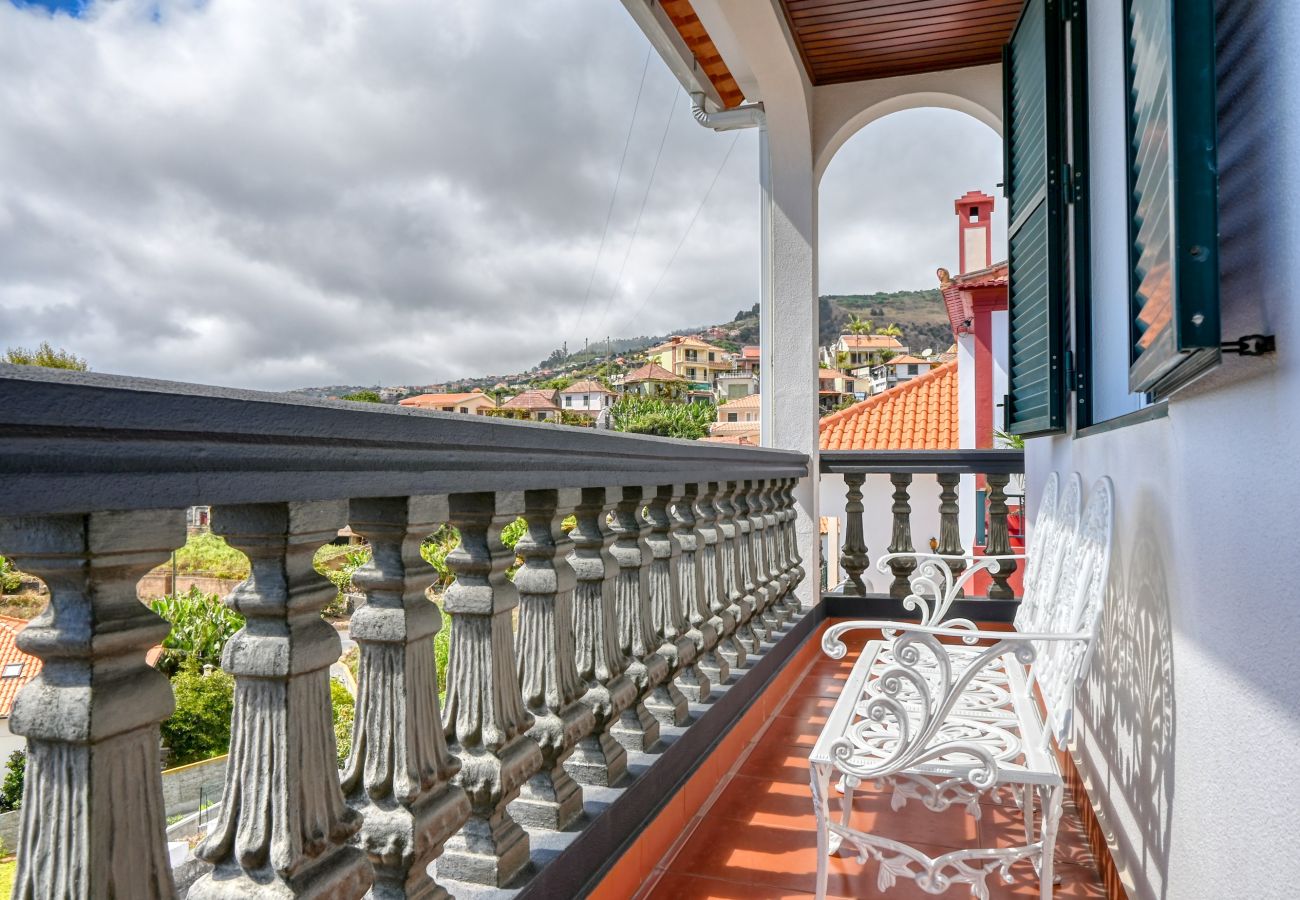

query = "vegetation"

[
  {"left": 610, "top": 396, "right": 716, "bottom": 440},
  {"left": 3, "top": 342, "right": 88, "bottom": 371},
  {"left": 149, "top": 587, "right": 245, "bottom": 676},
  {"left": 0, "top": 751, "right": 25, "bottom": 812},
  {"left": 531, "top": 375, "right": 574, "bottom": 392},
  {"left": 341, "top": 389, "right": 383, "bottom": 403},
  {"left": 171, "top": 532, "right": 251, "bottom": 581},
  {"left": 313, "top": 543, "right": 371, "bottom": 618},
  {"left": 0, "top": 557, "right": 22, "bottom": 595},
  {"left": 160, "top": 666, "right": 236, "bottom": 766},
  {"left": 331, "top": 678, "right": 355, "bottom": 768}
]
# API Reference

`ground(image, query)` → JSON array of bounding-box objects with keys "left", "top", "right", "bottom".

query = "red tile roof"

[
  {"left": 839, "top": 334, "right": 904, "bottom": 350},
  {"left": 718, "top": 394, "right": 760, "bottom": 410},
  {"left": 0, "top": 616, "right": 38, "bottom": 717},
  {"left": 560, "top": 379, "right": 615, "bottom": 395},
  {"left": 501, "top": 389, "right": 561, "bottom": 411},
  {"left": 819, "top": 360, "right": 958, "bottom": 450},
  {"left": 623, "top": 362, "right": 685, "bottom": 383}
]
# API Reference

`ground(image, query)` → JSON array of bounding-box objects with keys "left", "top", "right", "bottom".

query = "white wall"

[
  {"left": 819, "top": 473, "right": 944, "bottom": 592},
  {"left": 1025, "top": 4, "right": 1300, "bottom": 897}
]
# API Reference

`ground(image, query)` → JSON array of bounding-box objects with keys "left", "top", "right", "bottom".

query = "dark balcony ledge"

[
  {"left": 822, "top": 589, "right": 1020, "bottom": 624},
  {"left": 0, "top": 365, "right": 806, "bottom": 516},
  {"left": 819, "top": 449, "right": 1025, "bottom": 475}
]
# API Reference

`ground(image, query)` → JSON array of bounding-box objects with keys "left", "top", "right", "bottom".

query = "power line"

[
  {"left": 617, "top": 131, "right": 743, "bottom": 333},
  {"left": 573, "top": 49, "right": 652, "bottom": 335},
  {"left": 593, "top": 86, "right": 680, "bottom": 338}
]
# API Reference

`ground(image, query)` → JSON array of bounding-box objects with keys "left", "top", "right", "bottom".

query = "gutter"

[{"left": 689, "top": 91, "right": 764, "bottom": 131}]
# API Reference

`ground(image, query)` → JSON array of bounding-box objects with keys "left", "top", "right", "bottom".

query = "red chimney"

[{"left": 954, "top": 190, "right": 995, "bottom": 274}]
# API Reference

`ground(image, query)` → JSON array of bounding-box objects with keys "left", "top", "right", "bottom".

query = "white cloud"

[{"left": 0, "top": 0, "right": 1002, "bottom": 391}]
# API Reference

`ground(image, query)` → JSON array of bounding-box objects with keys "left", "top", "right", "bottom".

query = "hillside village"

[{"left": 303, "top": 288, "right": 958, "bottom": 443}]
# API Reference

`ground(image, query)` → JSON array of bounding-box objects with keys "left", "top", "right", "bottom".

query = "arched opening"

[{"left": 817, "top": 105, "right": 1010, "bottom": 593}]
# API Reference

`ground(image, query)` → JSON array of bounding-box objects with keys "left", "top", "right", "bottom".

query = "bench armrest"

[
  {"left": 873, "top": 552, "right": 1028, "bottom": 628},
  {"left": 822, "top": 619, "right": 1090, "bottom": 660}
]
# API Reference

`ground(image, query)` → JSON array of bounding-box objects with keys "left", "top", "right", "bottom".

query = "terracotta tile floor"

[{"left": 635, "top": 629, "right": 1106, "bottom": 899}]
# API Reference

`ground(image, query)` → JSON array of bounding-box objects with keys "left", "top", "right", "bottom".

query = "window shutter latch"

[{"left": 1220, "top": 334, "right": 1276, "bottom": 356}]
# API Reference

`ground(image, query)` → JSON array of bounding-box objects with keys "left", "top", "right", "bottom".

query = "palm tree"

[
  {"left": 846, "top": 314, "right": 873, "bottom": 335},
  {"left": 875, "top": 322, "right": 903, "bottom": 338}
]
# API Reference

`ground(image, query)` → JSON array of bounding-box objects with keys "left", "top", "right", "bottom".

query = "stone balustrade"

[
  {"left": 820, "top": 450, "right": 1026, "bottom": 604},
  {"left": 0, "top": 365, "right": 809, "bottom": 898}
]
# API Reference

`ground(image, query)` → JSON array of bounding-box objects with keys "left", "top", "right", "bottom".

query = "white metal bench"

[{"left": 809, "top": 473, "right": 1112, "bottom": 899}]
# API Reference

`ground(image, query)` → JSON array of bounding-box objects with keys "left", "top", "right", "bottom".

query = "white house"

[{"left": 556, "top": 379, "right": 616, "bottom": 417}]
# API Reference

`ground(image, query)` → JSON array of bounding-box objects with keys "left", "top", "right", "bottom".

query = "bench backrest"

[
  {"left": 1013, "top": 472, "right": 1081, "bottom": 634},
  {"left": 1027, "top": 476, "right": 1114, "bottom": 748}
]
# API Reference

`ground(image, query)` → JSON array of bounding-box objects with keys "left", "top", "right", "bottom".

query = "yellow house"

[{"left": 645, "top": 335, "right": 733, "bottom": 388}]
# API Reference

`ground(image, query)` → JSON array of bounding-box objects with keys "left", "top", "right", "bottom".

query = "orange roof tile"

[
  {"left": 0, "top": 616, "right": 39, "bottom": 717},
  {"left": 399, "top": 392, "right": 491, "bottom": 407},
  {"left": 501, "top": 389, "right": 561, "bottom": 411},
  {"left": 623, "top": 362, "right": 686, "bottom": 383},
  {"left": 839, "top": 334, "right": 904, "bottom": 350},
  {"left": 818, "top": 360, "right": 958, "bottom": 451},
  {"left": 560, "top": 380, "right": 615, "bottom": 395},
  {"left": 718, "top": 394, "right": 760, "bottom": 410}
]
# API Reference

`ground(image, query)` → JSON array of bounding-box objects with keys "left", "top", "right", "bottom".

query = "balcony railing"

[
  {"left": 0, "top": 365, "right": 809, "bottom": 898},
  {"left": 820, "top": 449, "right": 1026, "bottom": 620}
]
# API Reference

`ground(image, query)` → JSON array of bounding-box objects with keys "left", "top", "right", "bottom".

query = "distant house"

[
  {"left": 500, "top": 389, "right": 562, "bottom": 421},
  {"left": 645, "top": 335, "right": 732, "bottom": 389},
  {"left": 866, "top": 354, "right": 943, "bottom": 394},
  {"left": 399, "top": 390, "right": 496, "bottom": 415},
  {"left": 618, "top": 362, "right": 687, "bottom": 398},
  {"left": 823, "top": 333, "right": 907, "bottom": 370},
  {"left": 817, "top": 367, "right": 866, "bottom": 410},
  {"left": 0, "top": 616, "right": 38, "bottom": 757},
  {"left": 710, "top": 394, "right": 761, "bottom": 443},
  {"left": 557, "top": 380, "right": 616, "bottom": 417}
]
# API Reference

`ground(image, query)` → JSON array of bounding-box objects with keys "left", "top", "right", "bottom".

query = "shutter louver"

[
  {"left": 1004, "top": 0, "right": 1065, "bottom": 436},
  {"left": 1125, "top": 0, "right": 1220, "bottom": 396}
]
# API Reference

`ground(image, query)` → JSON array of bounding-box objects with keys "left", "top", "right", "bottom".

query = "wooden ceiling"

[
  {"left": 661, "top": 0, "right": 746, "bottom": 108},
  {"left": 779, "top": 0, "right": 1025, "bottom": 85}
]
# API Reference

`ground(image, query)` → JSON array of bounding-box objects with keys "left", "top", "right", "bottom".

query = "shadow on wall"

[{"left": 1075, "top": 499, "right": 1174, "bottom": 900}]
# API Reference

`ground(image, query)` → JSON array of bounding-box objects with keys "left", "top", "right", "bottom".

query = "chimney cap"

[{"left": 954, "top": 190, "right": 996, "bottom": 215}]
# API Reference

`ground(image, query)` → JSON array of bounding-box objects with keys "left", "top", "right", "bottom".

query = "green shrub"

[
  {"left": 341, "top": 390, "right": 382, "bottom": 403},
  {"left": 331, "top": 678, "right": 355, "bottom": 768},
  {"left": 313, "top": 543, "right": 371, "bottom": 618},
  {"left": 149, "top": 587, "right": 245, "bottom": 676},
  {"left": 171, "top": 533, "right": 251, "bottom": 581},
  {"left": 0, "top": 557, "right": 22, "bottom": 595},
  {"left": 610, "top": 396, "right": 716, "bottom": 440},
  {"left": 0, "top": 751, "right": 25, "bottom": 812},
  {"left": 434, "top": 606, "right": 451, "bottom": 701},
  {"left": 161, "top": 666, "right": 235, "bottom": 766},
  {"left": 3, "top": 342, "right": 87, "bottom": 370}
]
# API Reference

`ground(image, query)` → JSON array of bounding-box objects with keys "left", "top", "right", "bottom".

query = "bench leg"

[
  {"left": 1039, "top": 784, "right": 1064, "bottom": 900},
  {"left": 829, "top": 774, "right": 860, "bottom": 855},
  {"left": 810, "top": 762, "right": 833, "bottom": 900}
]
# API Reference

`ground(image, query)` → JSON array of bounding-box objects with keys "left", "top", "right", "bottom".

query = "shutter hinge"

[
  {"left": 1063, "top": 350, "right": 1075, "bottom": 393},
  {"left": 1062, "top": 0, "right": 1079, "bottom": 22},
  {"left": 1002, "top": 393, "right": 1012, "bottom": 433}
]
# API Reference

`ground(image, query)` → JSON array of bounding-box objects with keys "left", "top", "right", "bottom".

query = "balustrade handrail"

[
  {"left": 819, "top": 448, "right": 1024, "bottom": 475},
  {"left": 0, "top": 365, "right": 807, "bottom": 516}
]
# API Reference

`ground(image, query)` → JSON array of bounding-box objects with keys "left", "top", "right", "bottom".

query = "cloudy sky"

[{"left": 0, "top": 0, "right": 1004, "bottom": 391}]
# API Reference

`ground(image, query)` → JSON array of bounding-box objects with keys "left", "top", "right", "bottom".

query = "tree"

[
  {"left": 149, "top": 587, "right": 245, "bottom": 677},
  {"left": 835, "top": 351, "right": 852, "bottom": 371},
  {"left": 876, "top": 322, "right": 903, "bottom": 338},
  {"left": 160, "top": 666, "right": 236, "bottom": 766},
  {"left": 331, "top": 678, "right": 355, "bottom": 768},
  {"left": 341, "top": 389, "right": 382, "bottom": 403},
  {"left": 4, "top": 342, "right": 88, "bottom": 370},
  {"left": 846, "top": 314, "right": 872, "bottom": 335},
  {"left": 0, "top": 750, "right": 25, "bottom": 812}
]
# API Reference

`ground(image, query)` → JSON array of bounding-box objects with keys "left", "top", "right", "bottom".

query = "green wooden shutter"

[
  {"left": 1125, "top": 0, "right": 1220, "bottom": 396},
  {"left": 1004, "top": 0, "right": 1066, "bottom": 436}
]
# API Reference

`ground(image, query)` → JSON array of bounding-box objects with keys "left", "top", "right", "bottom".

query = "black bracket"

[{"left": 1220, "top": 334, "right": 1276, "bottom": 356}]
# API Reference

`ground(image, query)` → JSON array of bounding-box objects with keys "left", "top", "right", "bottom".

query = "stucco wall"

[{"left": 1025, "top": 3, "right": 1300, "bottom": 897}]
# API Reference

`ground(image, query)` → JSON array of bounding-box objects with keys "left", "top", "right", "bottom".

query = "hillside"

[{"left": 294, "top": 287, "right": 952, "bottom": 398}]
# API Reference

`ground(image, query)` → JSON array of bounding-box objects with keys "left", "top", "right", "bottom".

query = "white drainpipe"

[{"left": 688, "top": 93, "right": 776, "bottom": 444}]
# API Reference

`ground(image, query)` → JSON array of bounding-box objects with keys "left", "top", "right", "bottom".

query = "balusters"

[
  {"left": 672, "top": 483, "right": 718, "bottom": 702},
  {"left": 936, "top": 473, "right": 967, "bottom": 594},
  {"left": 343, "top": 496, "right": 470, "bottom": 900},
  {"left": 887, "top": 473, "right": 917, "bottom": 598},
  {"left": 609, "top": 486, "right": 668, "bottom": 752},
  {"left": 0, "top": 510, "right": 186, "bottom": 899},
  {"left": 643, "top": 485, "right": 696, "bottom": 724},
  {"left": 729, "top": 482, "right": 764, "bottom": 651},
  {"left": 566, "top": 487, "right": 637, "bottom": 786},
  {"left": 758, "top": 481, "right": 790, "bottom": 627},
  {"left": 840, "top": 472, "right": 870, "bottom": 596},
  {"left": 194, "top": 501, "right": 372, "bottom": 898},
  {"left": 776, "top": 478, "right": 805, "bottom": 616},
  {"left": 711, "top": 482, "right": 750, "bottom": 670},
  {"left": 985, "top": 474, "right": 1018, "bottom": 599},
  {"left": 693, "top": 482, "right": 737, "bottom": 683},
  {"left": 748, "top": 481, "right": 780, "bottom": 635},
  {"left": 510, "top": 489, "right": 595, "bottom": 830},
  {"left": 440, "top": 492, "right": 542, "bottom": 887}
]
